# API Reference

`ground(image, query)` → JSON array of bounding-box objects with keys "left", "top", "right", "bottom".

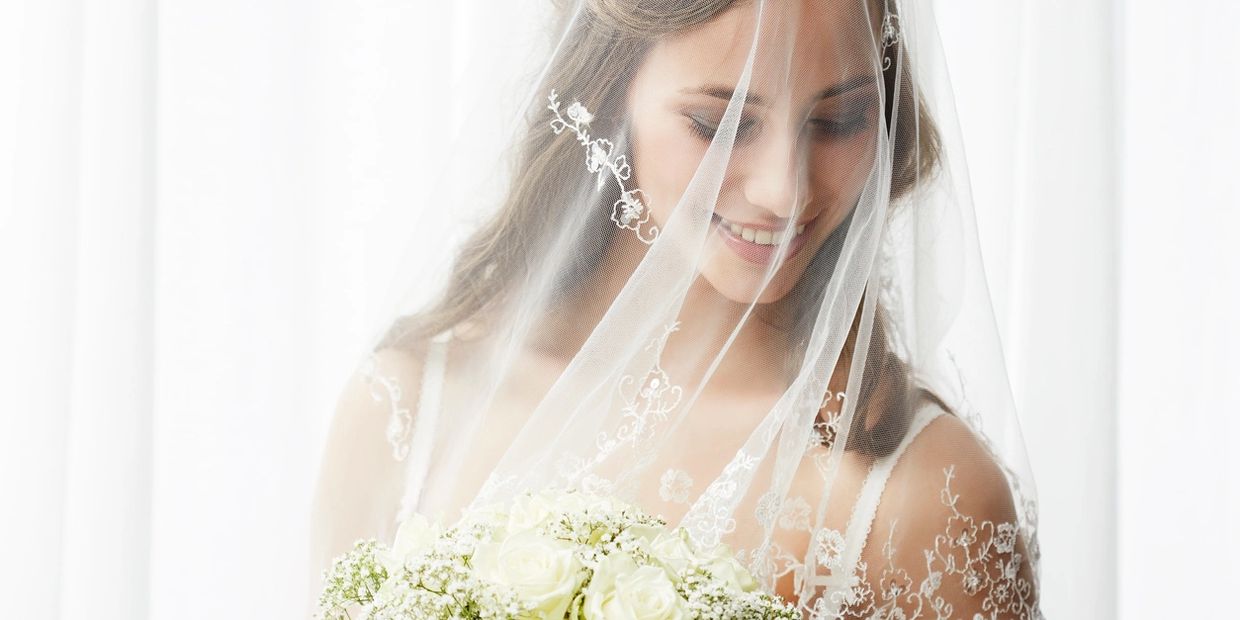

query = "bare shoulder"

[
  {"left": 858, "top": 409, "right": 1039, "bottom": 615},
  {"left": 326, "top": 346, "right": 427, "bottom": 461},
  {"left": 892, "top": 411, "right": 1017, "bottom": 523},
  {"left": 309, "top": 345, "right": 429, "bottom": 573}
]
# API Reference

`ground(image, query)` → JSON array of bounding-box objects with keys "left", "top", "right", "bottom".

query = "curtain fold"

[
  {"left": 2, "top": 1, "right": 90, "bottom": 617},
  {"left": 60, "top": 1, "right": 155, "bottom": 617},
  {"left": 1, "top": 1, "right": 155, "bottom": 617}
]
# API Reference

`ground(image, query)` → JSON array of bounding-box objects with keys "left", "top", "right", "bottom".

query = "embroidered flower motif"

[
  {"left": 946, "top": 513, "right": 979, "bottom": 548},
  {"left": 552, "top": 323, "right": 683, "bottom": 495},
  {"left": 585, "top": 138, "right": 616, "bottom": 189},
  {"left": 607, "top": 322, "right": 684, "bottom": 443},
  {"left": 605, "top": 322, "right": 683, "bottom": 454},
  {"left": 813, "top": 528, "right": 846, "bottom": 571},
  {"left": 755, "top": 491, "right": 781, "bottom": 530},
  {"left": 880, "top": 0, "right": 902, "bottom": 71},
  {"left": 960, "top": 567, "right": 984, "bottom": 596},
  {"left": 612, "top": 188, "right": 649, "bottom": 231},
  {"left": 880, "top": 566, "right": 913, "bottom": 602},
  {"left": 550, "top": 454, "right": 592, "bottom": 497},
  {"left": 359, "top": 354, "right": 413, "bottom": 461},
  {"left": 681, "top": 450, "right": 760, "bottom": 549},
  {"left": 774, "top": 465, "right": 1040, "bottom": 619},
  {"left": 548, "top": 90, "right": 659, "bottom": 243},
  {"left": 990, "top": 577, "right": 1014, "bottom": 607},
  {"left": 778, "top": 495, "right": 812, "bottom": 532},
  {"left": 994, "top": 522, "right": 1018, "bottom": 554},
  {"left": 580, "top": 473, "right": 615, "bottom": 496},
  {"left": 658, "top": 468, "right": 693, "bottom": 505},
  {"left": 565, "top": 100, "right": 593, "bottom": 124},
  {"left": 810, "top": 389, "right": 846, "bottom": 450},
  {"left": 881, "top": 11, "right": 900, "bottom": 48}
]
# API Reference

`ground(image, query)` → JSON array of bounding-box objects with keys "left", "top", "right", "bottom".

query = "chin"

[
  {"left": 693, "top": 229, "right": 821, "bottom": 305},
  {"left": 698, "top": 262, "right": 806, "bottom": 305}
]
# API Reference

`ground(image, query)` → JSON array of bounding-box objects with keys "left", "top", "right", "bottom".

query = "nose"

[{"left": 741, "top": 129, "right": 807, "bottom": 220}]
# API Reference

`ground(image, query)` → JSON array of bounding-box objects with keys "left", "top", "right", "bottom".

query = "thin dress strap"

[
  {"left": 395, "top": 332, "right": 451, "bottom": 523},
  {"left": 829, "top": 402, "right": 947, "bottom": 608}
]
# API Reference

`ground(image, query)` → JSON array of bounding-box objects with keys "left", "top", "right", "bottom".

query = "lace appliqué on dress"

[
  {"left": 359, "top": 353, "right": 413, "bottom": 461},
  {"left": 659, "top": 468, "right": 694, "bottom": 504},
  {"left": 548, "top": 90, "right": 659, "bottom": 243},
  {"left": 791, "top": 467, "right": 1040, "bottom": 619}
]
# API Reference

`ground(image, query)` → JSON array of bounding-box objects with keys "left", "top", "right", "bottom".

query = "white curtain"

[
  {"left": 939, "top": 0, "right": 1240, "bottom": 617},
  {"left": 1114, "top": 2, "right": 1240, "bottom": 617},
  {"left": 938, "top": 0, "right": 1119, "bottom": 616},
  {"left": 1, "top": 0, "right": 1235, "bottom": 617}
]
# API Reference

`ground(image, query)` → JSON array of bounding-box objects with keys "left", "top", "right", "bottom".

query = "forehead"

[{"left": 646, "top": 0, "right": 881, "bottom": 99}]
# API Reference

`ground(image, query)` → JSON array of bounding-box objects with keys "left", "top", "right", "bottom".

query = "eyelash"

[
  {"left": 808, "top": 115, "right": 870, "bottom": 138},
  {"left": 687, "top": 116, "right": 756, "bottom": 141},
  {"left": 686, "top": 113, "right": 870, "bottom": 142}
]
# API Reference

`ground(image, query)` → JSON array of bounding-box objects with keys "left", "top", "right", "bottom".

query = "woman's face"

[{"left": 627, "top": 0, "right": 882, "bottom": 304}]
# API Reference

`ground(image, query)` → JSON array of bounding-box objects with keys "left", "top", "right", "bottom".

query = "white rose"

[
  {"left": 554, "top": 489, "right": 629, "bottom": 516},
  {"left": 473, "top": 529, "right": 584, "bottom": 619},
  {"left": 650, "top": 529, "right": 698, "bottom": 576},
  {"left": 619, "top": 522, "right": 663, "bottom": 552},
  {"left": 505, "top": 491, "right": 560, "bottom": 534},
  {"left": 583, "top": 552, "right": 689, "bottom": 620},
  {"left": 695, "top": 543, "right": 758, "bottom": 593},
  {"left": 380, "top": 513, "right": 441, "bottom": 573},
  {"left": 459, "top": 499, "right": 510, "bottom": 532}
]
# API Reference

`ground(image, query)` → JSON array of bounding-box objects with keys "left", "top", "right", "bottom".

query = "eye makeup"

[
  {"left": 806, "top": 96, "right": 879, "bottom": 140},
  {"left": 683, "top": 109, "right": 759, "bottom": 142},
  {"left": 681, "top": 96, "right": 877, "bottom": 144}
]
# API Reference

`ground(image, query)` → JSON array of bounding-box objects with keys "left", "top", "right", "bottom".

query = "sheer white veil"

[{"left": 312, "top": 0, "right": 1041, "bottom": 616}]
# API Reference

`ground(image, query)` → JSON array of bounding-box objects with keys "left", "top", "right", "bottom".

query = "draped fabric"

[{"left": 311, "top": 1, "right": 1044, "bottom": 616}]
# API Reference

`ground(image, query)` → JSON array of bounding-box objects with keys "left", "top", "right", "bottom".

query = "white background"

[{"left": 1, "top": 0, "right": 1237, "bottom": 617}]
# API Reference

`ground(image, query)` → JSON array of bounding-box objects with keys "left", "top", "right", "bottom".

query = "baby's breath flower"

[
  {"left": 678, "top": 566, "right": 798, "bottom": 620},
  {"left": 317, "top": 489, "right": 793, "bottom": 619},
  {"left": 317, "top": 540, "right": 388, "bottom": 619}
]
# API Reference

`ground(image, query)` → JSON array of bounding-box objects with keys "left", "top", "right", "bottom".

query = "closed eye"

[
  {"left": 687, "top": 113, "right": 870, "bottom": 144},
  {"left": 685, "top": 114, "right": 759, "bottom": 143},
  {"left": 807, "top": 114, "right": 870, "bottom": 139}
]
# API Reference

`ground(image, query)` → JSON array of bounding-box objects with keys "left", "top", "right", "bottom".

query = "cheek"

[
  {"left": 809, "top": 133, "right": 878, "bottom": 208},
  {"left": 630, "top": 114, "right": 707, "bottom": 224}
]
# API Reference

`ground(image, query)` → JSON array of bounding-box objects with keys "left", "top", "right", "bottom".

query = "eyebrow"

[{"left": 681, "top": 74, "right": 878, "bottom": 106}]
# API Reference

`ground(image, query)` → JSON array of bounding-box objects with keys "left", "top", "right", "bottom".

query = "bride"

[{"left": 312, "top": 0, "right": 1042, "bottom": 617}]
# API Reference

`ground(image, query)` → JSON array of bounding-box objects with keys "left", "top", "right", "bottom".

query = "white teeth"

[{"left": 720, "top": 217, "right": 806, "bottom": 246}]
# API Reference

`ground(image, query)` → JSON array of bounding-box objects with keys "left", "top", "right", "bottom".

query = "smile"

[{"left": 712, "top": 214, "right": 815, "bottom": 264}]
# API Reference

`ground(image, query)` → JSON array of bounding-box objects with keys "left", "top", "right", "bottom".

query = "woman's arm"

[
  {"left": 307, "top": 348, "right": 425, "bottom": 604},
  {"left": 857, "top": 414, "right": 1041, "bottom": 618}
]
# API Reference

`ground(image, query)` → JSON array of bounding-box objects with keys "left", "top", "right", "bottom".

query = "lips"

[{"left": 712, "top": 213, "right": 815, "bottom": 265}]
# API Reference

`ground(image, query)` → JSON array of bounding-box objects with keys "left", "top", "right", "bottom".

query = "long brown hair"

[{"left": 380, "top": 0, "right": 942, "bottom": 456}]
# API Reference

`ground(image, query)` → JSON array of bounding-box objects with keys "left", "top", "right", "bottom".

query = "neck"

[{"left": 548, "top": 229, "right": 792, "bottom": 384}]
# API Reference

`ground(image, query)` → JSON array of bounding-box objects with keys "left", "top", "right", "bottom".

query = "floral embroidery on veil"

[{"left": 548, "top": 90, "right": 659, "bottom": 244}]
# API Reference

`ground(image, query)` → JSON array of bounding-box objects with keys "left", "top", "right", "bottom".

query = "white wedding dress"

[
  {"left": 313, "top": 335, "right": 1039, "bottom": 618},
  {"left": 311, "top": 0, "right": 1042, "bottom": 617}
]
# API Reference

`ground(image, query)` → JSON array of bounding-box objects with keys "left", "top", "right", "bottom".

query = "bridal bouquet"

[{"left": 317, "top": 489, "right": 796, "bottom": 619}]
